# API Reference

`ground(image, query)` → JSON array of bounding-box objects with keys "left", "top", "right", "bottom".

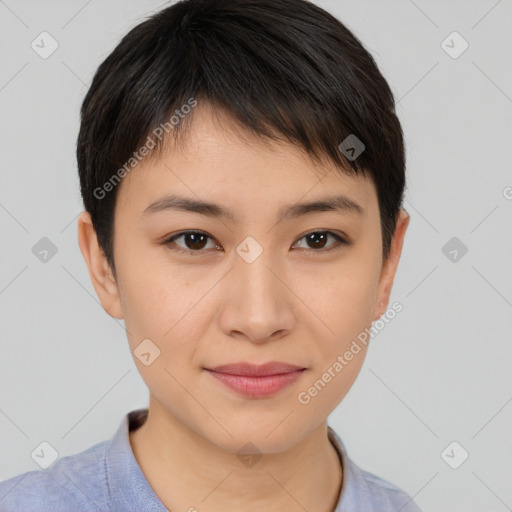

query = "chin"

[{"left": 202, "top": 420, "right": 308, "bottom": 455}]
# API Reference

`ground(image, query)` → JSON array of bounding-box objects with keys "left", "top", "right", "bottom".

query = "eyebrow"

[{"left": 141, "top": 193, "right": 364, "bottom": 221}]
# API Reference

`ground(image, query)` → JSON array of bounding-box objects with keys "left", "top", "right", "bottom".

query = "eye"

[
  {"left": 162, "top": 230, "right": 350, "bottom": 255},
  {"left": 293, "top": 231, "right": 349, "bottom": 253},
  {"left": 163, "top": 231, "right": 221, "bottom": 254}
]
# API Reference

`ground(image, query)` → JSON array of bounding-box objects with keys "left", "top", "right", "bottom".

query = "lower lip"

[{"left": 205, "top": 369, "right": 306, "bottom": 397}]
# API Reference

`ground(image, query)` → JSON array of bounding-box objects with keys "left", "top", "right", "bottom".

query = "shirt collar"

[
  {"left": 328, "top": 425, "right": 374, "bottom": 511},
  {"left": 104, "top": 409, "right": 168, "bottom": 511}
]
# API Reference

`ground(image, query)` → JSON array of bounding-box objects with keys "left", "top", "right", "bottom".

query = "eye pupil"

[
  {"left": 307, "top": 232, "right": 328, "bottom": 249},
  {"left": 186, "top": 233, "right": 208, "bottom": 250}
]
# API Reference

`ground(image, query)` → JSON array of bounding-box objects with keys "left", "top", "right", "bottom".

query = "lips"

[
  {"left": 204, "top": 362, "right": 307, "bottom": 397},
  {"left": 206, "top": 361, "right": 306, "bottom": 377}
]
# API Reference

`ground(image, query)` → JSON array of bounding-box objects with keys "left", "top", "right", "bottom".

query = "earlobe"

[
  {"left": 373, "top": 208, "right": 410, "bottom": 321},
  {"left": 77, "top": 211, "right": 124, "bottom": 319}
]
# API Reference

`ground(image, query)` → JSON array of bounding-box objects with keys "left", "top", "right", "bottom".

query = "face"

[{"left": 79, "top": 105, "right": 409, "bottom": 454}]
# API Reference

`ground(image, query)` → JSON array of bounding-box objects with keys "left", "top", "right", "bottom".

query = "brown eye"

[
  {"left": 163, "top": 230, "right": 349, "bottom": 256},
  {"left": 164, "top": 231, "right": 219, "bottom": 254},
  {"left": 293, "top": 231, "right": 348, "bottom": 252}
]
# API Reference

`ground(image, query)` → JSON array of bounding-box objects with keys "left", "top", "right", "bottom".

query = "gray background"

[{"left": 1, "top": 1, "right": 511, "bottom": 510}]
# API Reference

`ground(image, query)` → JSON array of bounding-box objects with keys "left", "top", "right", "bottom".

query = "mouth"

[{"left": 203, "top": 362, "right": 307, "bottom": 397}]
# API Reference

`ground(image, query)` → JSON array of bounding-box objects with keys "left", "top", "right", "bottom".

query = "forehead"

[{"left": 115, "top": 105, "right": 378, "bottom": 220}]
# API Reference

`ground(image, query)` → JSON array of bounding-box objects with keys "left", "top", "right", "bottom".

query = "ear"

[
  {"left": 77, "top": 211, "right": 123, "bottom": 319},
  {"left": 373, "top": 208, "right": 410, "bottom": 321}
]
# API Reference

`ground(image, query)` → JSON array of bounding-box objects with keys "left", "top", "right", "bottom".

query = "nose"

[{"left": 217, "top": 245, "right": 296, "bottom": 344}]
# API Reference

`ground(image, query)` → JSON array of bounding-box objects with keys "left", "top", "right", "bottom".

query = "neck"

[{"left": 129, "top": 400, "right": 343, "bottom": 512}]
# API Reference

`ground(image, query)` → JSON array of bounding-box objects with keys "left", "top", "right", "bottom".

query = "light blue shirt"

[{"left": 0, "top": 409, "right": 421, "bottom": 511}]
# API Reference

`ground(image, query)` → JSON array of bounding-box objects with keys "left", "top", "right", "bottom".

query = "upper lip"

[{"left": 206, "top": 362, "right": 306, "bottom": 377}]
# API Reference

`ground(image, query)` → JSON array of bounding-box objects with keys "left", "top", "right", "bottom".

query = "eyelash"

[{"left": 161, "top": 230, "right": 350, "bottom": 256}]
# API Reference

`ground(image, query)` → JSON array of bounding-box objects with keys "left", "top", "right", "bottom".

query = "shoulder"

[
  {"left": 327, "top": 426, "right": 422, "bottom": 512},
  {"left": 0, "top": 439, "right": 110, "bottom": 512},
  {"left": 357, "top": 468, "right": 422, "bottom": 512}
]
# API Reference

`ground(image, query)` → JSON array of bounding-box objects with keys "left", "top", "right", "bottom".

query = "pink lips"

[{"left": 204, "top": 362, "right": 307, "bottom": 397}]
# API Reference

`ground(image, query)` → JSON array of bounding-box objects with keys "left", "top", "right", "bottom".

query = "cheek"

[
  {"left": 116, "top": 248, "right": 198, "bottom": 352},
  {"left": 120, "top": 274, "right": 203, "bottom": 397},
  {"left": 297, "top": 258, "right": 380, "bottom": 350},
  {"left": 295, "top": 267, "right": 377, "bottom": 414}
]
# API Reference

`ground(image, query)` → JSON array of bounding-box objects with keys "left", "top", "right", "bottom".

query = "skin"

[{"left": 78, "top": 104, "right": 409, "bottom": 512}]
